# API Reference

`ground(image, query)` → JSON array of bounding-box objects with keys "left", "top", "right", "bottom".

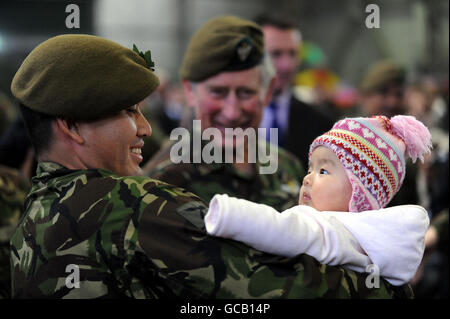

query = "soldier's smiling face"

[
  {"left": 183, "top": 67, "right": 269, "bottom": 148},
  {"left": 76, "top": 100, "right": 151, "bottom": 176}
]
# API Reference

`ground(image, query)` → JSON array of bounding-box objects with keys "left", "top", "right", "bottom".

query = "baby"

[{"left": 205, "top": 115, "right": 432, "bottom": 286}]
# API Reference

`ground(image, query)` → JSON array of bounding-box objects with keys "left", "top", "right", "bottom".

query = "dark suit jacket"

[{"left": 283, "top": 96, "right": 334, "bottom": 170}]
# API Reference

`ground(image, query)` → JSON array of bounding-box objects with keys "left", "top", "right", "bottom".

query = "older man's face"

[
  {"left": 184, "top": 67, "right": 268, "bottom": 148},
  {"left": 76, "top": 100, "right": 151, "bottom": 176}
]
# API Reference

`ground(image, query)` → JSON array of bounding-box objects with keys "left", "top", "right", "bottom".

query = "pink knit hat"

[{"left": 309, "top": 115, "right": 432, "bottom": 212}]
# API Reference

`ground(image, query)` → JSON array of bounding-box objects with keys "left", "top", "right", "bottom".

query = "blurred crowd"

[{"left": 0, "top": 13, "right": 448, "bottom": 299}]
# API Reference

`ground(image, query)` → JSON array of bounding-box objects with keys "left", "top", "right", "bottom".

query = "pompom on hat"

[{"left": 309, "top": 115, "right": 432, "bottom": 212}]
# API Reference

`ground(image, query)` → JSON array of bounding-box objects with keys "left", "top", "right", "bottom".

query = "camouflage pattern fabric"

[
  {"left": 0, "top": 165, "right": 30, "bottom": 299},
  {"left": 144, "top": 139, "right": 304, "bottom": 212},
  {"left": 10, "top": 162, "right": 412, "bottom": 298}
]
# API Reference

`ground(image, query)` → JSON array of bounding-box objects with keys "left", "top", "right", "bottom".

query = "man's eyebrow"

[{"left": 206, "top": 84, "right": 228, "bottom": 89}]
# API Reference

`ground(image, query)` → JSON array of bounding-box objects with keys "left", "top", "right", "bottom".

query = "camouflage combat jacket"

[
  {"left": 10, "top": 162, "right": 412, "bottom": 298},
  {"left": 144, "top": 140, "right": 304, "bottom": 212},
  {"left": 0, "top": 165, "right": 30, "bottom": 298}
]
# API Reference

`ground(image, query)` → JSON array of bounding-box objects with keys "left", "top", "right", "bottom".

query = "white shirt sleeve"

[
  {"left": 206, "top": 194, "right": 370, "bottom": 266},
  {"left": 205, "top": 194, "right": 429, "bottom": 286}
]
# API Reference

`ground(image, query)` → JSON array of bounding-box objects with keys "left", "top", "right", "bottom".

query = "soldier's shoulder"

[
  {"left": 142, "top": 141, "right": 200, "bottom": 184},
  {"left": 262, "top": 143, "right": 304, "bottom": 181},
  {"left": 142, "top": 139, "right": 177, "bottom": 173},
  {"left": 276, "top": 145, "right": 303, "bottom": 168}
]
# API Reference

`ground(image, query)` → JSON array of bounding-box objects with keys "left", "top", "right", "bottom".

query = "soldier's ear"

[
  {"left": 182, "top": 80, "right": 196, "bottom": 109},
  {"left": 55, "top": 118, "right": 84, "bottom": 145}
]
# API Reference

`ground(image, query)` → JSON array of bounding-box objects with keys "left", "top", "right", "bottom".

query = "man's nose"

[
  {"left": 222, "top": 92, "right": 241, "bottom": 121},
  {"left": 137, "top": 112, "right": 152, "bottom": 137}
]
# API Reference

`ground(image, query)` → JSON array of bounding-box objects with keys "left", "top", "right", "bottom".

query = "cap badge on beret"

[
  {"left": 236, "top": 37, "right": 252, "bottom": 62},
  {"left": 133, "top": 44, "right": 155, "bottom": 71}
]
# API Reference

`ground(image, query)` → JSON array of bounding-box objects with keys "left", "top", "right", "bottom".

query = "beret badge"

[
  {"left": 236, "top": 37, "right": 253, "bottom": 62},
  {"left": 133, "top": 44, "right": 155, "bottom": 71}
]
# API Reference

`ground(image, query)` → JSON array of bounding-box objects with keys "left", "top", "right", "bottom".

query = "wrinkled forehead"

[{"left": 197, "top": 67, "right": 263, "bottom": 89}]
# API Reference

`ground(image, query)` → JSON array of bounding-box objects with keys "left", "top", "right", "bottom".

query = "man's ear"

[
  {"left": 263, "top": 77, "right": 277, "bottom": 106},
  {"left": 55, "top": 119, "right": 84, "bottom": 144},
  {"left": 182, "top": 80, "right": 196, "bottom": 109}
]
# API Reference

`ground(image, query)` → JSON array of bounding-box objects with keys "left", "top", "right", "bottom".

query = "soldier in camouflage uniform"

[
  {"left": 8, "top": 31, "right": 411, "bottom": 298},
  {"left": 144, "top": 16, "right": 303, "bottom": 211},
  {"left": 0, "top": 164, "right": 30, "bottom": 298}
]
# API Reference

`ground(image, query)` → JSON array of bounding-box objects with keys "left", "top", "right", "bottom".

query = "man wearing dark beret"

[
  {"left": 144, "top": 16, "right": 304, "bottom": 212},
  {"left": 143, "top": 16, "right": 412, "bottom": 299}
]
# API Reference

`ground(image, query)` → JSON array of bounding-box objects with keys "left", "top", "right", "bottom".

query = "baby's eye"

[{"left": 319, "top": 168, "right": 329, "bottom": 175}]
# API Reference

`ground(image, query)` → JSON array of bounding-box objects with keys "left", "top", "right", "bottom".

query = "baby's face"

[{"left": 299, "top": 146, "right": 352, "bottom": 211}]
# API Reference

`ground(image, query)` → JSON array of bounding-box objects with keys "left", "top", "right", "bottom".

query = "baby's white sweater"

[{"left": 205, "top": 194, "right": 429, "bottom": 286}]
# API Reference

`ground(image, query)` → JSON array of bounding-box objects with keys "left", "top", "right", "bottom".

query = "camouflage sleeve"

[
  {"left": 277, "top": 146, "right": 305, "bottom": 184},
  {"left": 131, "top": 179, "right": 402, "bottom": 298},
  {"left": 0, "top": 165, "right": 30, "bottom": 299}
]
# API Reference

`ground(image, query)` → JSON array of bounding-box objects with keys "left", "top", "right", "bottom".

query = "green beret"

[
  {"left": 180, "top": 16, "right": 264, "bottom": 82},
  {"left": 11, "top": 34, "right": 159, "bottom": 121},
  {"left": 360, "top": 60, "right": 405, "bottom": 93}
]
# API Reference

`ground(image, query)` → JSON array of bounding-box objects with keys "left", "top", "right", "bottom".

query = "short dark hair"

[
  {"left": 19, "top": 103, "right": 55, "bottom": 155},
  {"left": 253, "top": 13, "right": 299, "bottom": 30}
]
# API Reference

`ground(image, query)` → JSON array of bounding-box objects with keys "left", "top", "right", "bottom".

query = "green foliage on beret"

[
  {"left": 180, "top": 16, "right": 264, "bottom": 82},
  {"left": 133, "top": 44, "right": 155, "bottom": 71},
  {"left": 11, "top": 34, "right": 159, "bottom": 121}
]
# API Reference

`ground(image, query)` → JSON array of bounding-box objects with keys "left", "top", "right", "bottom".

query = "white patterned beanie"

[{"left": 309, "top": 115, "right": 432, "bottom": 212}]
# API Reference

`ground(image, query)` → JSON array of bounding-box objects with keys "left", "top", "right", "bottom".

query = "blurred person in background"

[
  {"left": 254, "top": 13, "right": 333, "bottom": 170},
  {"left": 405, "top": 76, "right": 449, "bottom": 298},
  {"left": 0, "top": 92, "right": 17, "bottom": 138},
  {"left": 421, "top": 75, "right": 449, "bottom": 132},
  {"left": 0, "top": 164, "right": 30, "bottom": 299},
  {"left": 358, "top": 60, "right": 407, "bottom": 118},
  {"left": 0, "top": 115, "right": 36, "bottom": 180},
  {"left": 140, "top": 69, "right": 188, "bottom": 165},
  {"left": 145, "top": 68, "right": 185, "bottom": 135},
  {"left": 357, "top": 60, "right": 419, "bottom": 208}
]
